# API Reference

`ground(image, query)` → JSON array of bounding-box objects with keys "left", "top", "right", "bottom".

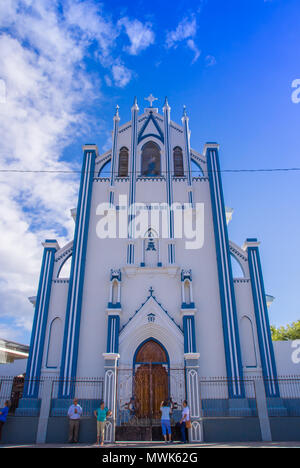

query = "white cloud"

[
  {"left": 187, "top": 39, "right": 201, "bottom": 64},
  {"left": 0, "top": 0, "right": 138, "bottom": 342},
  {"left": 165, "top": 15, "right": 200, "bottom": 64},
  {"left": 118, "top": 17, "right": 155, "bottom": 55},
  {"left": 111, "top": 62, "right": 133, "bottom": 88}
]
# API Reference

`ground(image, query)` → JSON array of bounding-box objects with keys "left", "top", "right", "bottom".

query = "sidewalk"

[{"left": 1, "top": 441, "right": 300, "bottom": 448}]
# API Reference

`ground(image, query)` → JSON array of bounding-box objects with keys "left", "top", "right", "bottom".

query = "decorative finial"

[
  {"left": 131, "top": 96, "right": 139, "bottom": 111},
  {"left": 163, "top": 96, "right": 170, "bottom": 110},
  {"left": 183, "top": 105, "right": 187, "bottom": 117},
  {"left": 115, "top": 104, "right": 119, "bottom": 115},
  {"left": 149, "top": 286, "right": 154, "bottom": 296},
  {"left": 145, "top": 93, "right": 158, "bottom": 108}
]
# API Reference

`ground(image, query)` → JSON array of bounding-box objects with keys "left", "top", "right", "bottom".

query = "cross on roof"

[{"left": 144, "top": 94, "right": 158, "bottom": 107}]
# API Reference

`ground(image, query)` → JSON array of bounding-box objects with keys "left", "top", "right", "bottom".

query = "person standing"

[
  {"left": 67, "top": 398, "right": 83, "bottom": 443},
  {"left": 160, "top": 400, "right": 172, "bottom": 443},
  {"left": 94, "top": 400, "right": 112, "bottom": 446},
  {"left": 179, "top": 400, "right": 190, "bottom": 443},
  {"left": 0, "top": 401, "right": 10, "bottom": 442}
]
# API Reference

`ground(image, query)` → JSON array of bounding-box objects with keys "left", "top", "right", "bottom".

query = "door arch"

[{"left": 133, "top": 339, "right": 169, "bottom": 419}]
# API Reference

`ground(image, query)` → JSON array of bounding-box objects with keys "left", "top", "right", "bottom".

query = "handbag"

[{"left": 185, "top": 419, "right": 192, "bottom": 429}]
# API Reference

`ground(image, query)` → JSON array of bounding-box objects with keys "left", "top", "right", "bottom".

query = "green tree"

[{"left": 271, "top": 320, "right": 300, "bottom": 341}]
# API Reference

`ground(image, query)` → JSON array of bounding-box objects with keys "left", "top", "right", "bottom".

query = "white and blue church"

[{"left": 19, "top": 95, "right": 294, "bottom": 442}]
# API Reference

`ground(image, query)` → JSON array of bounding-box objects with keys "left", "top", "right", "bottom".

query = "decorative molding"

[
  {"left": 120, "top": 288, "right": 182, "bottom": 334},
  {"left": 123, "top": 265, "right": 179, "bottom": 278}
]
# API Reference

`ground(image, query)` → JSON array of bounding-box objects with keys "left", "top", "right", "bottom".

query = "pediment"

[
  {"left": 119, "top": 290, "right": 183, "bottom": 350},
  {"left": 138, "top": 113, "right": 164, "bottom": 144}
]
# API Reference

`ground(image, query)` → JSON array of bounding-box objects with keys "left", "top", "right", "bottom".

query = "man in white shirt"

[{"left": 67, "top": 398, "right": 83, "bottom": 443}]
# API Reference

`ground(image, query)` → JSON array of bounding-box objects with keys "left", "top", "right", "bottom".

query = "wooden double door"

[{"left": 134, "top": 340, "right": 169, "bottom": 420}]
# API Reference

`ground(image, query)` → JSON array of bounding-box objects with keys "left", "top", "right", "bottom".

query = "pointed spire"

[
  {"left": 113, "top": 104, "right": 120, "bottom": 121},
  {"left": 182, "top": 105, "right": 188, "bottom": 118},
  {"left": 131, "top": 96, "right": 139, "bottom": 111},
  {"left": 163, "top": 96, "right": 171, "bottom": 111}
]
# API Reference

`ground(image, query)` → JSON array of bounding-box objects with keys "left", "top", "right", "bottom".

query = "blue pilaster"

[
  {"left": 59, "top": 145, "right": 96, "bottom": 397},
  {"left": 24, "top": 240, "right": 59, "bottom": 398},
  {"left": 163, "top": 97, "right": 175, "bottom": 264},
  {"left": 109, "top": 106, "right": 120, "bottom": 205},
  {"left": 205, "top": 143, "right": 245, "bottom": 398},
  {"left": 106, "top": 315, "right": 120, "bottom": 354},
  {"left": 127, "top": 97, "right": 139, "bottom": 264},
  {"left": 183, "top": 316, "right": 197, "bottom": 354},
  {"left": 245, "top": 239, "right": 280, "bottom": 397},
  {"left": 182, "top": 106, "right": 193, "bottom": 205}
]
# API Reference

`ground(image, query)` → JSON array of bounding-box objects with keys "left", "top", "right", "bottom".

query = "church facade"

[{"left": 23, "top": 95, "right": 280, "bottom": 440}]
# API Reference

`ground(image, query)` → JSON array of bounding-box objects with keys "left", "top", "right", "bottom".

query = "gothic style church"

[{"left": 23, "top": 95, "right": 280, "bottom": 440}]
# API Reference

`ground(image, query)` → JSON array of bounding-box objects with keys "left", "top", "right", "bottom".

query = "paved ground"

[{"left": 1, "top": 441, "right": 300, "bottom": 448}]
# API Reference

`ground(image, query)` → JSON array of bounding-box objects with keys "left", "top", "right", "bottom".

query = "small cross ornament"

[{"left": 144, "top": 94, "right": 158, "bottom": 107}]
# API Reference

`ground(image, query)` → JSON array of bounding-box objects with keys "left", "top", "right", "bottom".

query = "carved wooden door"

[{"left": 134, "top": 340, "right": 169, "bottom": 419}]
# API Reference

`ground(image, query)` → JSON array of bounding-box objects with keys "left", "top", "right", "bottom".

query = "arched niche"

[
  {"left": 240, "top": 316, "right": 257, "bottom": 368},
  {"left": 46, "top": 317, "right": 63, "bottom": 368}
]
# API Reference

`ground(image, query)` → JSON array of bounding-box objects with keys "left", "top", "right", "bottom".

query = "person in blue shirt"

[
  {"left": 0, "top": 400, "right": 10, "bottom": 441},
  {"left": 94, "top": 400, "right": 112, "bottom": 446},
  {"left": 160, "top": 399, "right": 173, "bottom": 443},
  {"left": 67, "top": 398, "right": 83, "bottom": 443}
]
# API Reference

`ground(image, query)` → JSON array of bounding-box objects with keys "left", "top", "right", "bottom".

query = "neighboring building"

[{"left": 0, "top": 338, "right": 29, "bottom": 364}]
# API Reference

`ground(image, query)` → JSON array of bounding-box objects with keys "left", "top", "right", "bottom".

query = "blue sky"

[{"left": 0, "top": 0, "right": 299, "bottom": 344}]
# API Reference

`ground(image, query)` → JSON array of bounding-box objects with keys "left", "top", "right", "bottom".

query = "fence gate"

[{"left": 116, "top": 365, "right": 186, "bottom": 441}]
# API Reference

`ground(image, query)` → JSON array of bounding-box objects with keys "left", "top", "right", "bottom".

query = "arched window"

[
  {"left": 141, "top": 141, "right": 161, "bottom": 176},
  {"left": 173, "top": 146, "right": 184, "bottom": 176},
  {"left": 118, "top": 147, "right": 129, "bottom": 177}
]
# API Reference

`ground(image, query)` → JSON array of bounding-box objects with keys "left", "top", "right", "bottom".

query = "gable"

[{"left": 138, "top": 113, "right": 164, "bottom": 144}]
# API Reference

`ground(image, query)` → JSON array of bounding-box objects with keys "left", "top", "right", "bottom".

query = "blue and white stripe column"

[
  {"left": 205, "top": 143, "right": 245, "bottom": 398},
  {"left": 181, "top": 106, "right": 193, "bottom": 206},
  {"left": 183, "top": 316, "right": 197, "bottom": 354},
  {"left": 59, "top": 145, "right": 96, "bottom": 397},
  {"left": 106, "top": 315, "right": 120, "bottom": 354},
  {"left": 244, "top": 238, "right": 280, "bottom": 397},
  {"left": 127, "top": 97, "right": 139, "bottom": 264},
  {"left": 24, "top": 240, "right": 59, "bottom": 398},
  {"left": 109, "top": 105, "right": 120, "bottom": 206},
  {"left": 163, "top": 97, "right": 175, "bottom": 264}
]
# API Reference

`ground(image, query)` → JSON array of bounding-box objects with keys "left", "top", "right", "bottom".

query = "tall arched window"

[
  {"left": 141, "top": 141, "right": 161, "bottom": 176},
  {"left": 118, "top": 147, "right": 129, "bottom": 177},
  {"left": 173, "top": 146, "right": 184, "bottom": 176}
]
